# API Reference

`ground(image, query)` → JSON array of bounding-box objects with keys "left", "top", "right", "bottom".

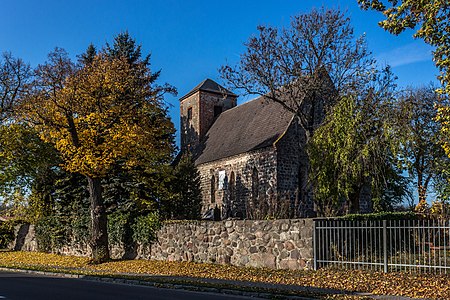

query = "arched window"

[
  {"left": 228, "top": 171, "right": 236, "bottom": 200},
  {"left": 210, "top": 175, "right": 216, "bottom": 203},
  {"left": 229, "top": 171, "right": 235, "bottom": 205},
  {"left": 251, "top": 167, "right": 259, "bottom": 203}
]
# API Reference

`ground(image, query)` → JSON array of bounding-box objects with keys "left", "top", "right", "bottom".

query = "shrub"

[
  {"left": 131, "top": 212, "right": 161, "bottom": 247},
  {"left": 0, "top": 220, "right": 16, "bottom": 248},
  {"left": 35, "top": 215, "right": 65, "bottom": 252},
  {"left": 336, "top": 211, "right": 419, "bottom": 221},
  {"left": 107, "top": 211, "right": 131, "bottom": 246},
  {"left": 70, "top": 215, "right": 90, "bottom": 244}
]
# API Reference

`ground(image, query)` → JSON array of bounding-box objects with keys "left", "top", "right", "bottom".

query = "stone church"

[
  {"left": 179, "top": 78, "right": 369, "bottom": 219},
  {"left": 179, "top": 78, "right": 316, "bottom": 219}
]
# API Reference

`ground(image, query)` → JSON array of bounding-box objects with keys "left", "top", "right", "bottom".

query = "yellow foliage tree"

[
  {"left": 20, "top": 47, "right": 175, "bottom": 262},
  {"left": 436, "top": 105, "right": 450, "bottom": 157}
]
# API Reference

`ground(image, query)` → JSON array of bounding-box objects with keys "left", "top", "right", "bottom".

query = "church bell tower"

[{"left": 179, "top": 79, "right": 237, "bottom": 154}]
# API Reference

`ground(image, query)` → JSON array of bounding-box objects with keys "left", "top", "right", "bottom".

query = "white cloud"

[{"left": 376, "top": 42, "right": 434, "bottom": 67}]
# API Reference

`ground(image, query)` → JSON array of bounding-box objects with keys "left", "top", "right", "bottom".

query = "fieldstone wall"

[
  {"left": 275, "top": 117, "right": 315, "bottom": 217},
  {"left": 10, "top": 219, "right": 314, "bottom": 270},
  {"left": 197, "top": 148, "right": 278, "bottom": 219},
  {"left": 150, "top": 219, "right": 314, "bottom": 270},
  {"left": 9, "top": 224, "right": 37, "bottom": 252}
]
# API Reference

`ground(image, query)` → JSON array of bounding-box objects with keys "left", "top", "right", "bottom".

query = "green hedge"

[
  {"left": 107, "top": 211, "right": 131, "bottom": 246},
  {"left": 333, "top": 211, "right": 419, "bottom": 221},
  {"left": 35, "top": 215, "right": 66, "bottom": 252},
  {"left": 131, "top": 212, "right": 161, "bottom": 247}
]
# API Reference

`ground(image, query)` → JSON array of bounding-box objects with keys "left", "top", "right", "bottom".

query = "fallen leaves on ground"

[{"left": 0, "top": 251, "right": 448, "bottom": 299}]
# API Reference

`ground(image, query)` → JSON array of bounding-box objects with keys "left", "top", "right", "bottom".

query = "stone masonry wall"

[
  {"left": 180, "top": 90, "right": 236, "bottom": 153},
  {"left": 197, "top": 147, "right": 278, "bottom": 219},
  {"left": 199, "top": 91, "right": 236, "bottom": 138},
  {"left": 276, "top": 118, "right": 315, "bottom": 217},
  {"left": 11, "top": 219, "right": 314, "bottom": 270},
  {"left": 151, "top": 219, "right": 314, "bottom": 270}
]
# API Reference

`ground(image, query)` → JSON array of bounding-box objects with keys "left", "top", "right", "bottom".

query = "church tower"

[{"left": 180, "top": 79, "right": 237, "bottom": 154}]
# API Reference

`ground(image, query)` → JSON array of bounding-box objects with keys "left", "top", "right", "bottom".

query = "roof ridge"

[{"left": 217, "top": 95, "right": 266, "bottom": 116}]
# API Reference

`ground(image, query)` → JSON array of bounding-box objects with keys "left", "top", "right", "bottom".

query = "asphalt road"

[{"left": 0, "top": 271, "right": 263, "bottom": 300}]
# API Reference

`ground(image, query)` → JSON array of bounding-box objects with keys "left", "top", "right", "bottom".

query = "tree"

[
  {"left": 20, "top": 42, "right": 175, "bottom": 262},
  {"left": 0, "top": 52, "right": 31, "bottom": 123},
  {"left": 308, "top": 67, "right": 409, "bottom": 215},
  {"left": 221, "top": 8, "right": 377, "bottom": 212},
  {"left": 221, "top": 8, "right": 375, "bottom": 142},
  {"left": 106, "top": 31, "right": 143, "bottom": 65},
  {"left": 0, "top": 124, "right": 59, "bottom": 221},
  {"left": 394, "top": 86, "right": 450, "bottom": 205},
  {"left": 105, "top": 32, "right": 176, "bottom": 96},
  {"left": 77, "top": 44, "right": 97, "bottom": 66},
  {"left": 168, "top": 155, "right": 202, "bottom": 220},
  {"left": 357, "top": 0, "right": 450, "bottom": 95}
]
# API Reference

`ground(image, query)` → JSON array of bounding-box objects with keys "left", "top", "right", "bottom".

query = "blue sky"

[{"left": 1, "top": 0, "right": 438, "bottom": 146}]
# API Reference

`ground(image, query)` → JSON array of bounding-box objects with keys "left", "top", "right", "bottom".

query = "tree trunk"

[
  {"left": 87, "top": 176, "right": 109, "bottom": 263},
  {"left": 418, "top": 184, "right": 427, "bottom": 203},
  {"left": 417, "top": 171, "right": 427, "bottom": 203},
  {"left": 347, "top": 187, "right": 361, "bottom": 214}
]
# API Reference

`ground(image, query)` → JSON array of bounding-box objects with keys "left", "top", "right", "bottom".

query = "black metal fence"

[{"left": 314, "top": 219, "right": 450, "bottom": 273}]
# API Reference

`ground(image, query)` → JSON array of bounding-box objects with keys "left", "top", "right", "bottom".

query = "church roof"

[
  {"left": 195, "top": 97, "right": 294, "bottom": 165},
  {"left": 180, "top": 78, "right": 236, "bottom": 101}
]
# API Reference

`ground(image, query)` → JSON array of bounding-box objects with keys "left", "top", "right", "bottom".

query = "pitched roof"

[
  {"left": 180, "top": 79, "right": 236, "bottom": 101},
  {"left": 194, "top": 97, "right": 294, "bottom": 165}
]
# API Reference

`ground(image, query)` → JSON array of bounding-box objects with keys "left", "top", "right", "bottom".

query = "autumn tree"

[
  {"left": 358, "top": 0, "right": 449, "bottom": 95},
  {"left": 394, "top": 86, "right": 450, "bottom": 206},
  {"left": 20, "top": 43, "right": 175, "bottom": 262}
]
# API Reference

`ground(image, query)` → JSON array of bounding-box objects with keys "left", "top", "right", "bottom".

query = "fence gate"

[{"left": 313, "top": 219, "right": 450, "bottom": 274}]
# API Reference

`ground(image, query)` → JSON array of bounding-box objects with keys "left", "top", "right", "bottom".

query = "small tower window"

[
  {"left": 187, "top": 107, "right": 192, "bottom": 120},
  {"left": 214, "top": 105, "right": 222, "bottom": 118}
]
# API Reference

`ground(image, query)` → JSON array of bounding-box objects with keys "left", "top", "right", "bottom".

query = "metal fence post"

[
  {"left": 313, "top": 220, "right": 317, "bottom": 271},
  {"left": 383, "top": 220, "right": 388, "bottom": 273}
]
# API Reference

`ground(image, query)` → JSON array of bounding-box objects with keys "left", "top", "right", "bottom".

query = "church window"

[
  {"left": 187, "top": 107, "right": 192, "bottom": 120},
  {"left": 218, "top": 170, "right": 226, "bottom": 190},
  {"left": 251, "top": 167, "right": 259, "bottom": 202},
  {"left": 229, "top": 171, "right": 235, "bottom": 204},
  {"left": 210, "top": 175, "right": 216, "bottom": 203}
]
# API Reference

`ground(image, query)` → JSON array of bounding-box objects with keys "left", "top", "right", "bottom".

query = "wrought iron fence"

[{"left": 314, "top": 219, "right": 450, "bottom": 273}]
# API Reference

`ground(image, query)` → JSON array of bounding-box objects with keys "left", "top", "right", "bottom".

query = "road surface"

[{"left": 0, "top": 271, "right": 263, "bottom": 300}]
